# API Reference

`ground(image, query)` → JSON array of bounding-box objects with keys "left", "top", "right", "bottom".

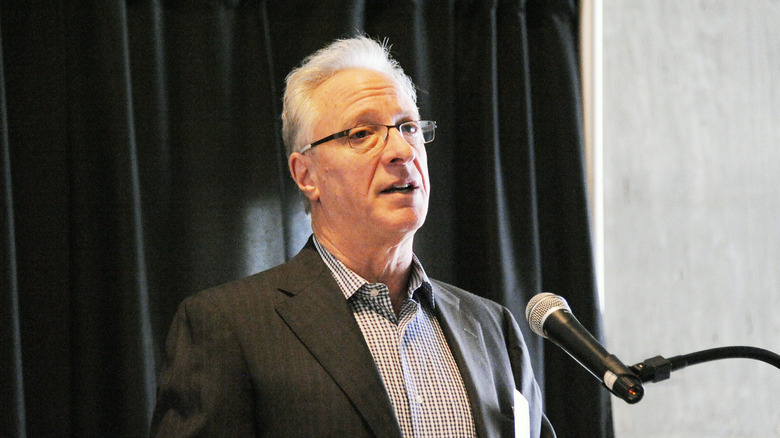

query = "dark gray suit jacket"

[{"left": 151, "top": 238, "right": 555, "bottom": 437}]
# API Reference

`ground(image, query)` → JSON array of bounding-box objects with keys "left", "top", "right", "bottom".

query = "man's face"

[{"left": 295, "top": 68, "right": 430, "bottom": 247}]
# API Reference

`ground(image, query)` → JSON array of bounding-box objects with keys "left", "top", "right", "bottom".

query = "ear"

[{"left": 288, "top": 152, "right": 320, "bottom": 203}]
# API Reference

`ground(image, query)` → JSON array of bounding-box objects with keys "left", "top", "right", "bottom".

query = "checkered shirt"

[{"left": 314, "top": 237, "right": 476, "bottom": 438}]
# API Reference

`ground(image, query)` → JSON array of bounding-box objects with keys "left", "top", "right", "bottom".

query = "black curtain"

[{"left": 1, "top": 0, "right": 611, "bottom": 436}]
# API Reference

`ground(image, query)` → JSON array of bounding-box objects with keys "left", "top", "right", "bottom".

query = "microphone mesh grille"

[{"left": 525, "top": 292, "right": 571, "bottom": 336}]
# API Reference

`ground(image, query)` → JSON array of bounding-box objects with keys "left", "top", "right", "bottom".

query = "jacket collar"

[
  {"left": 273, "top": 237, "right": 403, "bottom": 438},
  {"left": 433, "top": 282, "right": 504, "bottom": 438},
  {"left": 273, "top": 238, "right": 499, "bottom": 438}
]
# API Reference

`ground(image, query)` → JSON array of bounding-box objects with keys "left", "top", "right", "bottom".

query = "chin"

[{"left": 382, "top": 210, "right": 427, "bottom": 235}]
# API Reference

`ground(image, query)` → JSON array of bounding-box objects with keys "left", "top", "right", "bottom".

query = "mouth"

[{"left": 381, "top": 182, "right": 417, "bottom": 194}]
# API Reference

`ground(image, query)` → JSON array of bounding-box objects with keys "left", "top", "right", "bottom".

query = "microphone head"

[{"left": 525, "top": 292, "right": 571, "bottom": 337}]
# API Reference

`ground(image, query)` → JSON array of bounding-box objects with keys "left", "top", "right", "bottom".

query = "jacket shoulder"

[
  {"left": 431, "top": 279, "right": 507, "bottom": 314},
  {"left": 183, "top": 240, "right": 328, "bottom": 308}
]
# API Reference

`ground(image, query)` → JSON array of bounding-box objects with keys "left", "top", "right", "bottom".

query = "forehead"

[{"left": 311, "top": 68, "right": 418, "bottom": 126}]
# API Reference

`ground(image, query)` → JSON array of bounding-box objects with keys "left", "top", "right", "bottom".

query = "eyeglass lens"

[{"left": 347, "top": 121, "right": 435, "bottom": 150}]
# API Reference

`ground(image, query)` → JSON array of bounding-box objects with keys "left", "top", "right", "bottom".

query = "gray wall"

[{"left": 603, "top": 1, "right": 780, "bottom": 437}]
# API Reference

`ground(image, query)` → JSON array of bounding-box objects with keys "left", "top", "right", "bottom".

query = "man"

[{"left": 151, "top": 36, "right": 555, "bottom": 437}]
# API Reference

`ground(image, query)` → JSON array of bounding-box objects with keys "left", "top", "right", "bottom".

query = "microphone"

[{"left": 526, "top": 292, "right": 644, "bottom": 404}]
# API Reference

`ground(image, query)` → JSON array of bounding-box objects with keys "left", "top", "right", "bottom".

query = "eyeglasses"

[{"left": 299, "top": 120, "right": 436, "bottom": 154}]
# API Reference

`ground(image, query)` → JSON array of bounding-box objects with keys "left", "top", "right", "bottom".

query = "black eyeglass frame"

[{"left": 298, "top": 120, "right": 436, "bottom": 154}]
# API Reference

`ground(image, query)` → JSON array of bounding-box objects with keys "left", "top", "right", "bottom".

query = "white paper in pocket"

[{"left": 513, "top": 389, "right": 530, "bottom": 437}]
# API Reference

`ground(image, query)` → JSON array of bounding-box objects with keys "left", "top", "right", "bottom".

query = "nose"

[{"left": 383, "top": 126, "right": 416, "bottom": 164}]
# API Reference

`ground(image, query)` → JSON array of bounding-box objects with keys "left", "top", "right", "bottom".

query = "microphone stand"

[{"left": 629, "top": 346, "right": 780, "bottom": 384}]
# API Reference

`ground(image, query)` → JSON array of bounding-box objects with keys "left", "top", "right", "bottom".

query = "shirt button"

[
  {"left": 416, "top": 395, "right": 424, "bottom": 405},
  {"left": 369, "top": 288, "right": 380, "bottom": 298}
]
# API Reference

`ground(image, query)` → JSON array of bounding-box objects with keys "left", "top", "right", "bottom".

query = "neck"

[{"left": 313, "top": 225, "right": 415, "bottom": 313}]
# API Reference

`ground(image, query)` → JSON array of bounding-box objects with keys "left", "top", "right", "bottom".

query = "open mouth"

[{"left": 381, "top": 183, "right": 416, "bottom": 194}]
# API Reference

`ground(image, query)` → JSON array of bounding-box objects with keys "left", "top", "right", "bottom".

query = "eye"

[
  {"left": 348, "top": 126, "right": 376, "bottom": 140},
  {"left": 400, "top": 122, "right": 420, "bottom": 135},
  {"left": 347, "top": 125, "right": 380, "bottom": 149}
]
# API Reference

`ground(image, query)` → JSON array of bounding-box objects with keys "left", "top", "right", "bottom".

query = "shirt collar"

[{"left": 312, "top": 234, "right": 435, "bottom": 307}]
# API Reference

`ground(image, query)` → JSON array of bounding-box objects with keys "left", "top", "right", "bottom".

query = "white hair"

[{"left": 281, "top": 36, "right": 418, "bottom": 156}]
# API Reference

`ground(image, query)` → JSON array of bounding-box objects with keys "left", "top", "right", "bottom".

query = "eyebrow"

[{"left": 350, "top": 109, "right": 418, "bottom": 127}]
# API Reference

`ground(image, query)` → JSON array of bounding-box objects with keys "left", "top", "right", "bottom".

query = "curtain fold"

[
  {"left": 452, "top": 0, "right": 543, "bottom": 370},
  {"left": 65, "top": 2, "right": 157, "bottom": 434},
  {"left": 526, "top": 1, "right": 613, "bottom": 436},
  {"left": 1, "top": 14, "right": 27, "bottom": 436},
  {"left": 1, "top": 0, "right": 607, "bottom": 436}
]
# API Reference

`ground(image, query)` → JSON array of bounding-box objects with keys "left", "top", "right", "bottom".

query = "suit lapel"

[
  {"left": 433, "top": 283, "right": 502, "bottom": 438},
  {"left": 273, "top": 243, "right": 402, "bottom": 438}
]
